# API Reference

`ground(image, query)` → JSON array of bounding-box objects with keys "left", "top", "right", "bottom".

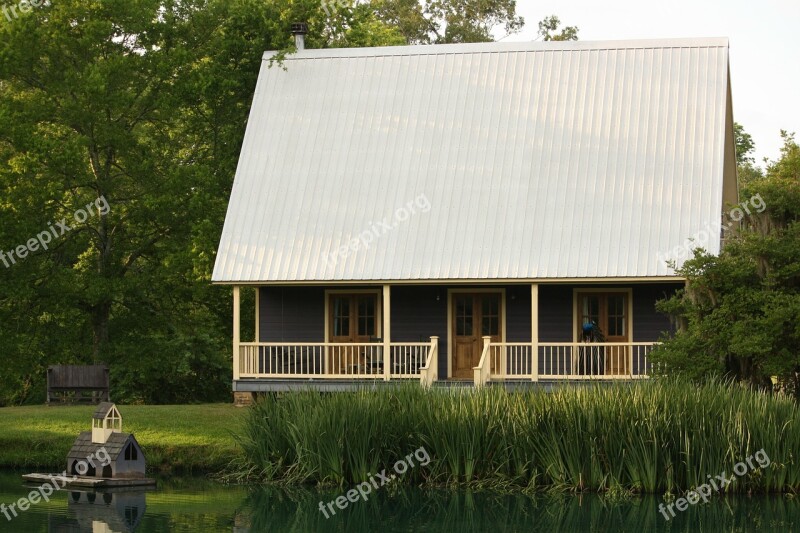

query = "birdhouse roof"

[
  {"left": 67, "top": 431, "right": 142, "bottom": 461},
  {"left": 93, "top": 402, "right": 117, "bottom": 419}
]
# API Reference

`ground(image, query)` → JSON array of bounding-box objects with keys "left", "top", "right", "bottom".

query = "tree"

[
  {"left": 734, "top": 122, "right": 764, "bottom": 188},
  {"left": 371, "top": 0, "right": 524, "bottom": 44},
  {"left": 652, "top": 132, "right": 800, "bottom": 397},
  {"left": 537, "top": 15, "right": 578, "bottom": 42},
  {"left": 0, "top": 0, "right": 230, "bottom": 403},
  {"left": 734, "top": 122, "right": 756, "bottom": 166}
]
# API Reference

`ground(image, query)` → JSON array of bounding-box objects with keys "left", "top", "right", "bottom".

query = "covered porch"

[{"left": 231, "top": 282, "right": 677, "bottom": 391}]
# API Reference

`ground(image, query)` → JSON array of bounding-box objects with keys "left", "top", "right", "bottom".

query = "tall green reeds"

[{"left": 233, "top": 379, "right": 800, "bottom": 493}]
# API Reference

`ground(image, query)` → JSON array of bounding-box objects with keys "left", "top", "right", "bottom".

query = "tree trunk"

[{"left": 91, "top": 301, "right": 112, "bottom": 363}]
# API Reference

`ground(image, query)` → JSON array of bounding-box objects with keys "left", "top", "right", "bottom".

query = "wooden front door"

[
  {"left": 330, "top": 293, "right": 378, "bottom": 374},
  {"left": 577, "top": 292, "right": 629, "bottom": 375},
  {"left": 452, "top": 293, "right": 502, "bottom": 379}
]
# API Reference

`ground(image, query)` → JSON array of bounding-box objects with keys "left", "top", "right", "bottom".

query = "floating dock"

[{"left": 22, "top": 473, "right": 156, "bottom": 488}]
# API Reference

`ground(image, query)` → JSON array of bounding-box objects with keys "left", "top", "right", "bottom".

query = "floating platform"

[{"left": 22, "top": 473, "right": 156, "bottom": 488}]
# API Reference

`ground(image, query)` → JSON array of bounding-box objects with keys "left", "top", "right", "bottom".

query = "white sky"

[{"left": 505, "top": 0, "right": 800, "bottom": 165}]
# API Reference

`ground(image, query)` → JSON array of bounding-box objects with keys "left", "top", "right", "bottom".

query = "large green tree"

[
  {"left": 0, "top": 0, "right": 230, "bottom": 403},
  {"left": 653, "top": 132, "right": 800, "bottom": 397}
]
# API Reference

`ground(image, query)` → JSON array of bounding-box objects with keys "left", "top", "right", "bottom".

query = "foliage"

[
  {"left": 652, "top": 132, "right": 800, "bottom": 396},
  {"left": 233, "top": 380, "right": 800, "bottom": 493},
  {"left": 735, "top": 122, "right": 756, "bottom": 166},
  {"left": 371, "top": 0, "right": 524, "bottom": 43},
  {"left": 0, "top": 0, "right": 252, "bottom": 404},
  {"left": 735, "top": 122, "right": 764, "bottom": 187},
  {"left": 537, "top": 15, "right": 579, "bottom": 41}
]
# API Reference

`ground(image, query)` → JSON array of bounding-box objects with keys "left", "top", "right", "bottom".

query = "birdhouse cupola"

[{"left": 91, "top": 402, "right": 122, "bottom": 444}]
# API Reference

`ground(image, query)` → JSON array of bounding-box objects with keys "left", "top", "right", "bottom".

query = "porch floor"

[{"left": 233, "top": 378, "right": 642, "bottom": 393}]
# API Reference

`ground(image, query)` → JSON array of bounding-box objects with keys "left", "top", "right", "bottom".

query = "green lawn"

[{"left": 0, "top": 404, "right": 246, "bottom": 475}]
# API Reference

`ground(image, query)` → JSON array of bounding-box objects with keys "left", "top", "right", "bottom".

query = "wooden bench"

[{"left": 47, "top": 365, "right": 109, "bottom": 405}]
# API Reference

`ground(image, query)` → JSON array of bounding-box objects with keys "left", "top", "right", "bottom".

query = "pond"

[{"left": 0, "top": 471, "right": 798, "bottom": 532}]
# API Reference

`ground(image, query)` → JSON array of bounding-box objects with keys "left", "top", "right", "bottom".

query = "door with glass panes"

[
  {"left": 452, "top": 293, "right": 502, "bottom": 379},
  {"left": 329, "top": 293, "right": 379, "bottom": 374},
  {"left": 576, "top": 292, "right": 629, "bottom": 375}
]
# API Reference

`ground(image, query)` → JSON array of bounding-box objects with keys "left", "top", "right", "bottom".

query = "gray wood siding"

[
  {"left": 632, "top": 283, "right": 679, "bottom": 341},
  {"left": 391, "top": 286, "right": 448, "bottom": 377},
  {"left": 259, "top": 287, "right": 325, "bottom": 342},
  {"left": 539, "top": 285, "right": 574, "bottom": 341},
  {"left": 506, "top": 286, "right": 531, "bottom": 342}
]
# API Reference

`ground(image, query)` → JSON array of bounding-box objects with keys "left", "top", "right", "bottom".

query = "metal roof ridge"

[{"left": 263, "top": 37, "right": 730, "bottom": 61}]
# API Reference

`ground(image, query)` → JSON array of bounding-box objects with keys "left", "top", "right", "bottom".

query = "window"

[
  {"left": 607, "top": 294, "right": 626, "bottom": 337},
  {"left": 332, "top": 297, "right": 350, "bottom": 337},
  {"left": 329, "top": 292, "right": 379, "bottom": 341},
  {"left": 481, "top": 295, "right": 500, "bottom": 336},
  {"left": 357, "top": 296, "right": 376, "bottom": 337},
  {"left": 455, "top": 296, "right": 473, "bottom": 336},
  {"left": 124, "top": 443, "right": 138, "bottom": 461},
  {"left": 577, "top": 292, "right": 629, "bottom": 341}
]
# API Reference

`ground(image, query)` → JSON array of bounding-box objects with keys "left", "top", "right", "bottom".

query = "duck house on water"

[{"left": 23, "top": 402, "right": 155, "bottom": 488}]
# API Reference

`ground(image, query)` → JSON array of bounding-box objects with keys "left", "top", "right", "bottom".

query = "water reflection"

[
  {"left": 53, "top": 489, "right": 148, "bottom": 532},
  {"left": 242, "top": 486, "right": 800, "bottom": 532},
  {"left": 1, "top": 470, "right": 799, "bottom": 532}
]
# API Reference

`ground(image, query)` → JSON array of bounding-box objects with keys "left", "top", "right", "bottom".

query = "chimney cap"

[{"left": 291, "top": 22, "right": 308, "bottom": 35}]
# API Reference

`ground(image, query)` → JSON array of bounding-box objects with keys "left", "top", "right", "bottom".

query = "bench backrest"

[{"left": 47, "top": 365, "right": 109, "bottom": 389}]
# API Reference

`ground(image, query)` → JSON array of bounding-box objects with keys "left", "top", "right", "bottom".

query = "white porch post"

[
  {"left": 430, "top": 336, "right": 439, "bottom": 383},
  {"left": 531, "top": 283, "right": 539, "bottom": 381},
  {"left": 233, "top": 286, "right": 241, "bottom": 380},
  {"left": 383, "top": 284, "right": 391, "bottom": 381}
]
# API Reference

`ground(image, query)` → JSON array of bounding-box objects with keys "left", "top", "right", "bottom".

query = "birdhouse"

[{"left": 67, "top": 402, "right": 147, "bottom": 479}]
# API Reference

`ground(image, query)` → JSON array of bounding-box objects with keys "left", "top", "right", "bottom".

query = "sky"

[{"left": 504, "top": 0, "right": 800, "bottom": 165}]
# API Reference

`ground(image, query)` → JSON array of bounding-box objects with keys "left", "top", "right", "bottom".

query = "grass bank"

[
  {"left": 234, "top": 380, "right": 800, "bottom": 494},
  {"left": 0, "top": 404, "right": 246, "bottom": 475}
]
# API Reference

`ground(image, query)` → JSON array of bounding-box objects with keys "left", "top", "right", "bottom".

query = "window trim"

[
  {"left": 324, "top": 289, "right": 382, "bottom": 343},
  {"left": 571, "top": 288, "right": 633, "bottom": 343},
  {"left": 446, "top": 288, "right": 506, "bottom": 379}
]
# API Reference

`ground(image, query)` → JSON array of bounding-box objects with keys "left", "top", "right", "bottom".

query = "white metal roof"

[{"left": 213, "top": 38, "right": 736, "bottom": 283}]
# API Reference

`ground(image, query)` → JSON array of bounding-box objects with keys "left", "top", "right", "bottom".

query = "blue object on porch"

[{"left": 579, "top": 321, "right": 605, "bottom": 375}]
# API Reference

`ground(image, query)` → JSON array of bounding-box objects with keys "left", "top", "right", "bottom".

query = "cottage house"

[
  {"left": 212, "top": 37, "right": 737, "bottom": 394},
  {"left": 67, "top": 402, "right": 146, "bottom": 479}
]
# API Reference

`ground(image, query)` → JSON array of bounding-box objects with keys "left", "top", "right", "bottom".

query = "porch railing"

[
  {"left": 390, "top": 341, "right": 433, "bottom": 379},
  {"left": 473, "top": 337, "right": 493, "bottom": 388},
  {"left": 237, "top": 339, "right": 656, "bottom": 385},
  {"left": 237, "top": 338, "right": 439, "bottom": 383},
  {"left": 481, "top": 341, "right": 658, "bottom": 384},
  {"left": 419, "top": 336, "right": 439, "bottom": 387}
]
